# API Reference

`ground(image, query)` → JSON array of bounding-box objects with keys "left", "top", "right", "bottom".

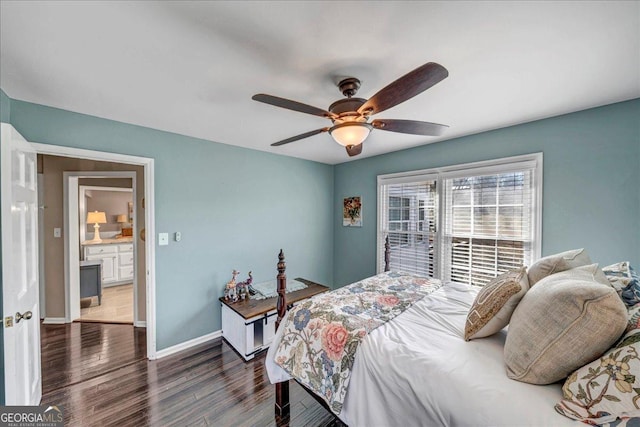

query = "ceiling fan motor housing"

[{"left": 328, "top": 98, "right": 367, "bottom": 124}]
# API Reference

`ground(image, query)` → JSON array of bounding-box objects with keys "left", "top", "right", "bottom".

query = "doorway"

[
  {"left": 32, "top": 143, "right": 157, "bottom": 359},
  {"left": 2, "top": 125, "right": 157, "bottom": 404},
  {"left": 79, "top": 183, "right": 135, "bottom": 324},
  {"left": 64, "top": 175, "right": 138, "bottom": 325}
]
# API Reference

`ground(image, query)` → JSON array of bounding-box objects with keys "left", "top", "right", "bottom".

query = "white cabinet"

[
  {"left": 83, "top": 242, "right": 134, "bottom": 286},
  {"left": 221, "top": 304, "right": 277, "bottom": 361},
  {"left": 97, "top": 254, "right": 117, "bottom": 283},
  {"left": 219, "top": 282, "right": 329, "bottom": 361},
  {"left": 85, "top": 245, "right": 117, "bottom": 284},
  {"left": 117, "top": 243, "right": 134, "bottom": 282}
]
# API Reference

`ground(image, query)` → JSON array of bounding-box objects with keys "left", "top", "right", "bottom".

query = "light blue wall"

[
  {"left": 0, "top": 89, "right": 10, "bottom": 123},
  {"left": 7, "top": 98, "right": 334, "bottom": 350},
  {"left": 333, "top": 99, "right": 640, "bottom": 286}
]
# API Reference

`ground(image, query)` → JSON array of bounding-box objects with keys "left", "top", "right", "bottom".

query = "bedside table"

[{"left": 220, "top": 278, "right": 329, "bottom": 361}]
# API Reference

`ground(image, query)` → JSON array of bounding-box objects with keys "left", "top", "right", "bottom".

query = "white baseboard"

[
  {"left": 155, "top": 330, "right": 222, "bottom": 359},
  {"left": 102, "top": 281, "right": 133, "bottom": 288},
  {"left": 134, "top": 320, "right": 146, "bottom": 328},
  {"left": 43, "top": 317, "right": 66, "bottom": 324}
]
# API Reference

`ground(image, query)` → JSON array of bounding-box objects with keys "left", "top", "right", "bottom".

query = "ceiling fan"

[{"left": 252, "top": 62, "right": 449, "bottom": 157}]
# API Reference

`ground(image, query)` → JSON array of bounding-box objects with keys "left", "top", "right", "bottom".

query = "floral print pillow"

[
  {"left": 603, "top": 262, "right": 640, "bottom": 307},
  {"left": 627, "top": 304, "right": 640, "bottom": 334},
  {"left": 555, "top": 328, "right": 640, "bottom": 424}
]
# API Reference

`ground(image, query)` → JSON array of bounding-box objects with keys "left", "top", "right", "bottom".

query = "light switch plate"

[
  {"left": 158, "top": 233, "right": 169, "bottom": 246},
  {"left": 53, "top": 228, "right": 61, "bottom": 238}
]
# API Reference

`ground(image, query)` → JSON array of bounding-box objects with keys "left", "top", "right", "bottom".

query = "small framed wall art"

[{"left": 343, "top": 196, "right": 362, "bottom": 227}]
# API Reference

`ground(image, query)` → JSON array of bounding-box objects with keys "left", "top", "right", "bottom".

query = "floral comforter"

[{"left": 273, "top": 271, "right": 442, "bottom": 414}]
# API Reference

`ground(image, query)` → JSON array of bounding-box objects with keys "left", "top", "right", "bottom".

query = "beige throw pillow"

[
  {"left": 527, "top": 248, "right": 592, "bottom": 286},
  {"left": 465, "top": 267, "right": 528, "bottom": 341},
  {"left": 504, "top": 266, "right": 627, "bottom": 385},
  {"left": 545, "top": 263, "right": 611, "bottom": 286}
]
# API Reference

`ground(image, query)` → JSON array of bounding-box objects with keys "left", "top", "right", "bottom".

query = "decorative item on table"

[
  {"left": 224, "top": 270, "right": 239, "bottom": 302},
  {"left": 343, "top": 196, "right": 362, "bottom": 227},
  {"left": 236, "top": 271, "right": 254, "bottom": 300},
  {"left": 117, "top": 214, "right": 133, "bottom": 237},
  {"left": 87, "top": 211, "right": 107, "bottom": 243},
  {"left": 245, "top": 272, "right": 257, "bottom": 295},
  {"left": 127, "top": 201, "right": 134, "bottom": 223}
]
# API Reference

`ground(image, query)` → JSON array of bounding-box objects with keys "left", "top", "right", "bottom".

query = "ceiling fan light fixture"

[{"left": 329, "top": 122, "right": 372, "bottom": 147}]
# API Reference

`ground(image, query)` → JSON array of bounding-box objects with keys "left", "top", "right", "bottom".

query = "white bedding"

[{"left": 266, "top": 281, "right": 577, "bottom": 426}]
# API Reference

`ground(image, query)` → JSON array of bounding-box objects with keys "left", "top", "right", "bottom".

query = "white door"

[{"left": 1, "top": 123, "right": 41, "bottom": 405}]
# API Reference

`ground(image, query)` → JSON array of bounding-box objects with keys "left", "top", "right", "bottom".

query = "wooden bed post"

[
  {"left": 384, "top": 235, "right": 391, "bottom": 272},
  {"left": 275, "top": 249, "right": 290, "bottom": 424}
]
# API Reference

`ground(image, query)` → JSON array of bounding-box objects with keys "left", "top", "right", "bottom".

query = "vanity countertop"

[{"left": 81, "top": 237, "right": 133, "bottom": 246}]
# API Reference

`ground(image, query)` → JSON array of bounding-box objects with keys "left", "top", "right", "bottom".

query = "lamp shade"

[
  {"left": 87, "top": 211, "right": 107, "bottom": 224},
  {"left": 329, "top": 122, "right": 372, "bottom": 147},
  {"left": 116, "top": 214, "right": 128, "bottom": 223}
]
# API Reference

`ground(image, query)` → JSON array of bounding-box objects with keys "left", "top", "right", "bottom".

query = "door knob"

[{"left": 15, "top": 311, "right": 32, "bottom": 323}]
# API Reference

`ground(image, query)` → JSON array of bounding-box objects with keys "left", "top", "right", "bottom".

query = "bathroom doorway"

[{"left": 79, "top": 183, "right": 135, "bottom": 323}]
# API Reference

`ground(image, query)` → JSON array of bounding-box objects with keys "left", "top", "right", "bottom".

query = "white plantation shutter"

[
  {"left": 441, "top": 168, "right": 536, "bottom": 285},
  {"left": 377, "top": 154, "right": 541, "bottom": 286},
  {"left": 378, "top": 177, "right": 438, "bottom": 277}
]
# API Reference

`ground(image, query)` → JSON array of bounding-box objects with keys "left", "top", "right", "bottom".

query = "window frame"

[{"left": 376, "top": 153, "right": 543, "bottom": 282}]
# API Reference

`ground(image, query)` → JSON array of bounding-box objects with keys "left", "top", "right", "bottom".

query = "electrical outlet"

[
  {"left": 175, "top": 232, "right": 181, "bottom": 242},
  {"left": 158, "top": 233, "right": 169, "bottom": 246}
]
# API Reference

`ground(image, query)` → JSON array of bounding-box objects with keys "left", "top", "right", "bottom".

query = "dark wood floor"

[
  {"left": 41, "top": 322, "right": 146, "bottom": 395},
  {"left": 40, "top": 322, "right": 336, "bottom": 426}
]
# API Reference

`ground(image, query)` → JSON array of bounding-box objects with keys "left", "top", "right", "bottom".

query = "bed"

[{"left": 265, "top": 246, "right": 640, "bottom": 426}]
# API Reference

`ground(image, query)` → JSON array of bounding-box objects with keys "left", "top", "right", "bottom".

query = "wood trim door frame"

[{"left": 31, "top": 143, "right": 157, "bottom": 360}]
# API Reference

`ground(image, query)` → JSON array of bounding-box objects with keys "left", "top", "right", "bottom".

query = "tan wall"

[
  {"left": 41, "top": 155, "right": 146, "bottom": 321},
  {"left": 85, "top": 188, "right": 133, "bottom": 235}
]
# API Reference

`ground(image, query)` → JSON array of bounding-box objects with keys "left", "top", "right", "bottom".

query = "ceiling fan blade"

[
  {"left": 345, "top": 144, "right": 363, "bottom": 157},
  {"left": 358, "top": 62, "right": 448, "bottom": 116},
  {"left": 271, "top": 128, "right": 330, "bottom": 146},
  {"left": 252, "top": 94, "right": 336, "bottom": 119},
  {"left": 371, "top": 119, "right": 449, "bottom": 136}
]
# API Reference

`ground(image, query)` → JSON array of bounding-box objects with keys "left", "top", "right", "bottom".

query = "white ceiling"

[{"left": 1, "top": 1, "right": 638, "bottom": 165}]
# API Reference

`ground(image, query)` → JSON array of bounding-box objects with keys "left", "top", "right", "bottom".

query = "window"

[
  {"left": 388, "top": 196, "right": 411, "bottom": 246},
  {"left": 377, "top": 154, "right": 541, "bottom": 286},
  {"left": 381, "top": 181, "right": 438, "bottom": 277}
]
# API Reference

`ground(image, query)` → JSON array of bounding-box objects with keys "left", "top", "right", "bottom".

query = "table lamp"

[
  {"left": 116, "top": 214, "right": 128, "bottom": 226},
  {"left": 87, "top": 211, "right": 107, "bottom": 243}
]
